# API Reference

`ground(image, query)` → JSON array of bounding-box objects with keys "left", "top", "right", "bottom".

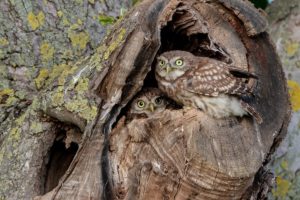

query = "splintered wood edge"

[{"left": 217, "top": 0, "right": 268, "bottom": 36}]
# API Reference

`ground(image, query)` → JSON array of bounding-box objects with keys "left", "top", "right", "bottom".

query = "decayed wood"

[
  {"left": 109, "top": 110, "right": 261, "bottom": 200},
  {"left": 217, "top": 0, "right": 268, "bottom": 36},
  {"left": 104, "top": 0, "right": 288, "bottom": 200},
  {"left": 27, "top": 0, "right": 289, "bottom": 199}
]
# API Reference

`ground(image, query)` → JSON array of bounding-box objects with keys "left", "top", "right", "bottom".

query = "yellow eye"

[
  {"left": 175, "top": 59, "right": 183, "bottom": 66},
  {"left": 159, "top": 60, "right": 165, "bottom": 67},
  {"left": 137, "top": 100, "right": 145, "bottom": 108},
  {"left": 155, "top": 97, "right": 163, "bottom": 105}
]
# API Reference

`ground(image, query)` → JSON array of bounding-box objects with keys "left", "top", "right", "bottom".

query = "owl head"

[
  {"left": 128, "top": 88, "right": 168, "bottom": 118},
  {"left": 155, "top": 50, "right": 195, "bottom": 80}
]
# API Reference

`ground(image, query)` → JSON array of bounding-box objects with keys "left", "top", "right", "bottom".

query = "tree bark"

[
  {"left": 266, "top": 0, "right": 300, "bottom": 198},
  {"left": 0, "top": 0, "right": 290, "bottom": 200},
  {"left": 0, "top": 0, "right": 130, "bottom": 199}
]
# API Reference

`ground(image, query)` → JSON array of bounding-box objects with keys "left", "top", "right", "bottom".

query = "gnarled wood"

[
  {"left": 109, "top": 110, "right": 261, "bottom": 200},
  {"left": 0, "top": 0, "right": 289, "bottom": 199},
  {"left": 103, "top": 0, "right": 289, "bottom": 199}
]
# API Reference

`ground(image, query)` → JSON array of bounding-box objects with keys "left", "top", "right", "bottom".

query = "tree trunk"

[
  {"left": 0, "top": 0, "right": 290, "bottom": 200},
  {"left": 266, "top": 0, "right": 300, "bottom": 199}
]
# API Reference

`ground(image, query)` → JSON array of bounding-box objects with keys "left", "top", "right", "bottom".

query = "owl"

[
  {"left": 155, "top": 50, "right": 262, "bottom": 123},
  {"left": 127, "top": 88, "right": 169, "bottom": 121}
]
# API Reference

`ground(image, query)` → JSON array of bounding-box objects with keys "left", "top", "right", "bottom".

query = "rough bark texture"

[
  {"left": 266, "top": 0, "right": 300, "bottom": 199},
  {"left": 0, "top": 0, "right": 290, "bottom": 200},
  {"left": 0, "top": 0, "right": 130, "bottom": 199}
]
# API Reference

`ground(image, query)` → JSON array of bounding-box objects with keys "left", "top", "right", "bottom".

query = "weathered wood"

[
  {"left": 110, "top": 110, "right": 261, "bottom": 199},
  {"left": 103, "top": 0, "right": 289, "bottom": 199},
  {"left": 0, "top": 0, "right": 290, "bottom": 199}
]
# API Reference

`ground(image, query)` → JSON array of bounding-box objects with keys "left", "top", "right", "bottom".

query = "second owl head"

[{"left": 130, "top": 88, "right": 168, "bottom": 117}]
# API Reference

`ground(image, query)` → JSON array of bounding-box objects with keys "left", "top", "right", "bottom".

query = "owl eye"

[
  {"left": 159, "top": 60, "right": 165, "bottom": 67},
  {"left": 137, "top": 100, "right": 145, "bottom": 108},
  {"left": 175, "top": 59, "right": 183, "bottom": 66},
  {"left": 154, "top": 97, "right": 163, "bottom": 105}
]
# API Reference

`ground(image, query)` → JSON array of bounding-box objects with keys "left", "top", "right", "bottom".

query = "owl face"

[
  {"left": 129, "top": 88, "right": 168, "bottom": 118},
  {"left": 155, "top": 51, "right": 194, "bottom": 80}
]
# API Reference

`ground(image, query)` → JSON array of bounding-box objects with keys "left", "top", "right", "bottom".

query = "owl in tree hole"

[
  {"left": 155, "top": 50, "right": 262, "bottom": 123},
  {"left": 127, "top": 88, "right": 169, "bottom": 121}
]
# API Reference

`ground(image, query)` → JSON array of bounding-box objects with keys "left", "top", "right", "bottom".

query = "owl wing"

[{"left": 181, "top": 62, "right": 250, "bottom": 97}]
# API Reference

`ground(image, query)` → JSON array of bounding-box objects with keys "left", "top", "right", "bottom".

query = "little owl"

[
  {"left": 127, "top": 88, "right": 169, "bottom": 121},
  {"left": 155, "top": 50, "right": 262, "bottom": 123}
]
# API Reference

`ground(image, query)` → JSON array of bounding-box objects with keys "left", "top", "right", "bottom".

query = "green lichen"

[
  {"left": 0, "top": 49, "right": 5, "bottom": 60},
  {"left": 57, "top": 10, "right": 63, "bottom": 18},
  {"left": 47, "top": 64, "right": 66, "bottom": 85},
  {"left": 30, "top": 122, "right": 43, "bottom": 134},
  {"left": 40, "top": 42, "right": 55, "bottom": 61},
  {"left": 132, "top": 0, "right": 141, "bottom": 5},
  {"left": 65, "top": 97, "right": 97, "bottom": 122},
  {"left": 0, "top": 37, "right": 9, "bottom": 46},
  {"left": 280, "top": 160, "right": 289, "bottom": 171},
  {"left": 8, "top": 128, "right": 21, "bottom": 143},
  {"left": 103, "top": 28, "right": 126, "bottom": 60},
  {"left": 30, "top": 98, "right": 41, "bottom": 113},
  {"left": 69, "top": 23, "right": 81, "bottom": 30},
  {"left": 35, "top": 68, "right": 49, "bottom": 89},
  {"left": 15, "top": 90, "right": 26, "bottom": 100},
  {"left": 98, "top": 14, "right": 116, "bottom": 26},
  {"left": 52, "top": 86, "right": 65, "bottom": 107},
  {"left": 82, "top": 105, "right": 97, "bottom": 122},
  {"left": 15, "top": 113, "right": 26, "bottom": 126},
  {"left": 0, "top": 88, "right": 17, "bottom": 106},
  {"left": 0, "top": 64, "right": 7, "bottom": 76},
  {"left": 0, "top": 88, "right": 14, "bottom": 98},
  {"left": 285, "top": 41, "right": 299, "bottom": 57},
  {"left": 10, "top": 53, "right": 27, "bottom": 68},
  {"left": 287, "top": 80, "right": 300, "bottom": 112},
  {"left": 77, "top": 19, "right": 83, "bottom": 25},
  {"left": 46, "top": 64, "right": 77, "bottom": 87},
  {"left": 6, "top": 96, "right": 17, "bottom": 106},
  {"left": 62, "top": 50, "right": 74, "bottom": 59},
  {"left": 89, "top": 43, "right": 107, "bottom": 71},
  {"left": 14, "top": 100, "right": 39, "bottom": 132},
  {"left": 273, "top": 176, "right": 291, "bottom": 198},
  {"left": 62, "top": 17, "right": 70, "bottom": 26},
  {"left": 27, "top": 11, "right": 45, "bottom": 30},
  {"left": 75, "top": 0, "right": 83, "bottom": 4},
  {"left": 68, "top": 31, "right": 90, "bottom": 49},
  {"left": 58, "top": 65, "right": 78, "bottom": 86},
  {"left": 75, "top": 78, "right": 89, "bottom": 94}
]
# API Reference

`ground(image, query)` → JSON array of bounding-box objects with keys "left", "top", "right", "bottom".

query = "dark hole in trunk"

[
  {"left": 159, "top": 11, "right": 230, "bottom": 62},
  {"left": 43, "top": 128, "right": 79, "bottom": 193}
]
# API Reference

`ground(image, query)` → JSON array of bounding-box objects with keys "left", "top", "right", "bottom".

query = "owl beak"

[
  {"left": 166, "top": 65, "right": 171, "bottom": 74},
  {"left": 148, "top": 103, "right": 155, "bottom": 112}
]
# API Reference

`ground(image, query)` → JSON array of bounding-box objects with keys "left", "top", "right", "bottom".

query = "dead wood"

[{"left": 35, "top": 0, "right": 290, "bottom": 199}]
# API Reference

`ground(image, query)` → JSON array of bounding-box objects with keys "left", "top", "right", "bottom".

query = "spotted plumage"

[
  {"left": 127, "top": 88, "right": 169, "bottom": 121},
  {"left": 155, "top": 50, "right": 262, "bottom": 123}
]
